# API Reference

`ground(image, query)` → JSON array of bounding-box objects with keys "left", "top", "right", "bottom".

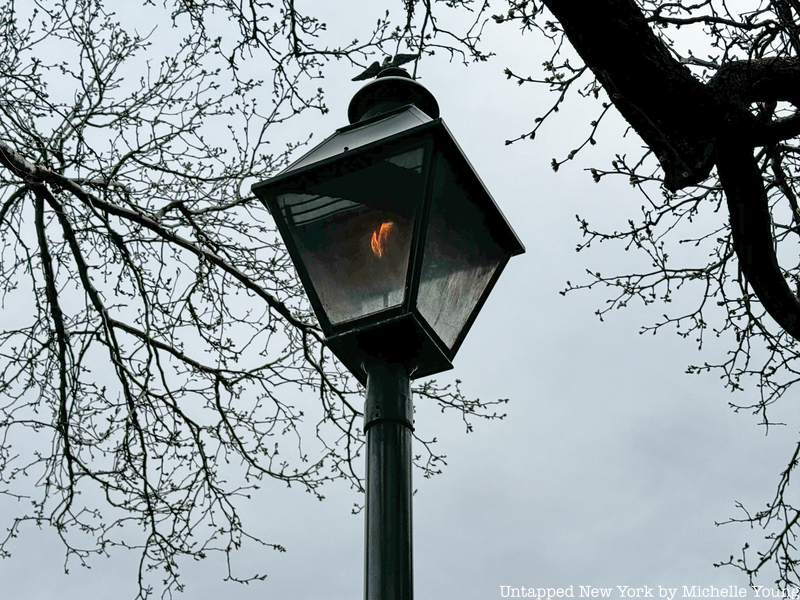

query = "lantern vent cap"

[{"left": 348, "top": 68, "right": 440, "bottom": 124}]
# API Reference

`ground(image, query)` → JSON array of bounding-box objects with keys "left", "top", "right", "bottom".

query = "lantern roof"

[{"left": 274, "top": 104, "right": 432, "bottom": 179}]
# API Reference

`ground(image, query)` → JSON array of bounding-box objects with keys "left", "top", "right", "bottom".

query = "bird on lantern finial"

[{"left": 351, "top": 54, "right": 419, "bottom": 81}]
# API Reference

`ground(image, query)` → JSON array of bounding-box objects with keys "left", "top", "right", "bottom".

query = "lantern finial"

[{"left": 351, "top": 54, "right": 419, "bottom": 82}]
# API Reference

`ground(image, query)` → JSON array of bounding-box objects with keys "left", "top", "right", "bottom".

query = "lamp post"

[{"left": 252, "top": 66, "right": 524, "bottom": 600}]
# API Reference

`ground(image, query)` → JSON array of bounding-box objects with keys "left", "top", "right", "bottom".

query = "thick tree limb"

[
  {"left": 710, "top": 57, "right": 800, "bottom": 107},
  {"left": 716, "top": 137, "right": 800, "bottom": 340},
  {"left": 543, "top": 0, "right": 800, "bottom": 342},
  {"left": 542, "top": 0, "right": 724, "bottom": 191}
]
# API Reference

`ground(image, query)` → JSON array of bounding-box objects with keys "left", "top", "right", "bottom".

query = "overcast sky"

[{"left": 1, "top": 2, "right": 796, "bottom": 599}]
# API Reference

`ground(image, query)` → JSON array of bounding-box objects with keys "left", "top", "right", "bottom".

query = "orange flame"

[{"left": 370, "top": 221, "right": 395, "bottom": 258}]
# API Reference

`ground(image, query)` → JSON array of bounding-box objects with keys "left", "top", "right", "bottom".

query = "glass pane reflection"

[{"left": 417, "top": 152, "right": 505, "bottom": 350}]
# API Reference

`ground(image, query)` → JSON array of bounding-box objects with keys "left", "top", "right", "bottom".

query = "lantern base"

[{"left": 324, "top": 312, "right": 453, "bottom": 386}]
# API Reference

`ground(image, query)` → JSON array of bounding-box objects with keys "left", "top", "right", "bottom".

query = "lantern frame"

[{"left": 252, "top": 98, "right": 524, "bottom": 384}]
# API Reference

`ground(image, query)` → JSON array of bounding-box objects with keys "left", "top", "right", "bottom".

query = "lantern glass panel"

[
  {"left": 276, "top": 146, "right": 425, "bottom": 326},
  {"left": 416, "top": 151, "right": 507, "bottom": 350}
]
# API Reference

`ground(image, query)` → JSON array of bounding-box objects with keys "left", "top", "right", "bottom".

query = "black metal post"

[{"left": 363, "top": 361, "right": 413, "bottom": 600}]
